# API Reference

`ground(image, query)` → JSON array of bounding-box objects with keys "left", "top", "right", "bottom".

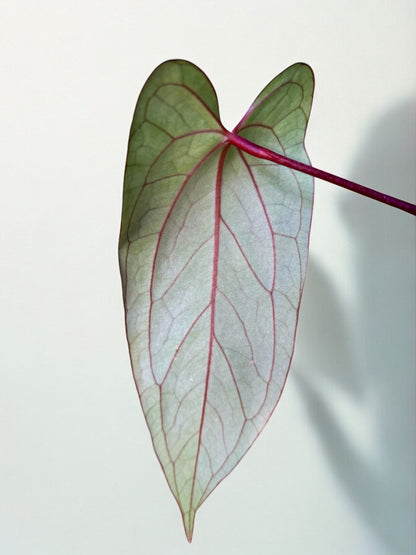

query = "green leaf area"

[{"left": 119, "top": 60, "right": 314, "bottom": 541}]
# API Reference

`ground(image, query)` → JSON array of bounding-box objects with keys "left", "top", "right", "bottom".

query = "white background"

[{"left": 1, "top": 1, "right": 415, "bottom": 553}]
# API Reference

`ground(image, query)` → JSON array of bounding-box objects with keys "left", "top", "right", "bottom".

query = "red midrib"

[{"left": 189, "top": 144, "right": 229, "bottom": 510}]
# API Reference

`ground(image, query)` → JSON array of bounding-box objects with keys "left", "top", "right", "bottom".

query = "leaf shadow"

[{"left": 293, "top": 99, "right": 416, "bottom": 554}]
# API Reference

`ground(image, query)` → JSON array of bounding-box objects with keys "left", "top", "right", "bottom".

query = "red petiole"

[{"left": 226, "top": 131, "right": 416, "bottom": 216}]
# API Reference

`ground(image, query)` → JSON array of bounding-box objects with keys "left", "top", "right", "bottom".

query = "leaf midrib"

[{"left": 188, "top": 143, "right": 230, "bottom": 513}]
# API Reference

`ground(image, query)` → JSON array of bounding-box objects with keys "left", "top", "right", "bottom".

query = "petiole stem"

[{"left": 226, "top": 132, "right": 416, "bottom": 216}]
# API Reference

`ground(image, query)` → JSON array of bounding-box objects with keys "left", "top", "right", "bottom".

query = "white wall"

[{"left": 1, "top": 1, "right": 415, "bottom": 553}]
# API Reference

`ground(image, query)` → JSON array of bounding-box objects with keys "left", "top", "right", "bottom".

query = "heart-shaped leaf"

[{"left": 119, "top": 59, "right": 314, "bottom": 541}]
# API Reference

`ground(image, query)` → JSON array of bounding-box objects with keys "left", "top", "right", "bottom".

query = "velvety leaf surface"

[{"left": 119, "top": 59, "right": 314, "bottom": 540}]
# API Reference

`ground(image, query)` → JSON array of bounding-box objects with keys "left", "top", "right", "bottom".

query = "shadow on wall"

[{"left": 294, "top": 100, "right": 415, "bottom": 554}]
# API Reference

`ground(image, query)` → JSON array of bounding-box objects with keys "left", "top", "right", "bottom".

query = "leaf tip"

[{"left": 182, "top": 509, "right": 196, "bottom": 543}]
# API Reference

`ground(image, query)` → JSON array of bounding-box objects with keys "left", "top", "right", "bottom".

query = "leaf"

[{"left": 119, "top": 59, "right": 314, "bottom": 541}]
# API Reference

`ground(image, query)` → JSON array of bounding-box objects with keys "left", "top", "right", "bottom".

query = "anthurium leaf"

[{"left": 119, "top": 59, "right": 314, "bottom": 541}]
